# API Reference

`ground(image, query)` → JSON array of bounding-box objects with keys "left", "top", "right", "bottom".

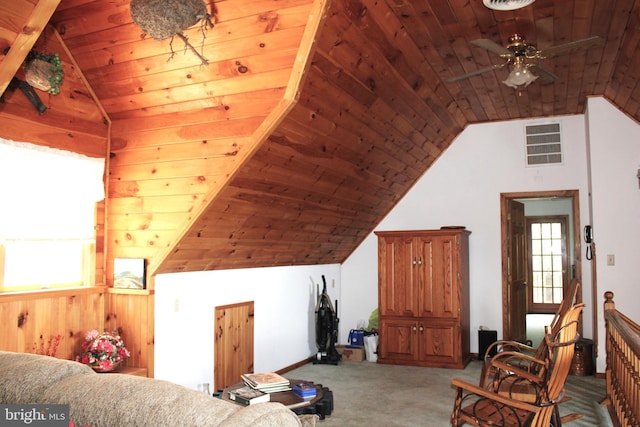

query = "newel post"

[
  {"left": 603, "top": 291, "right": 615, "bottom": 312},
  {"left": 602, "top": 291, "right": 614, "bottom": 407}
]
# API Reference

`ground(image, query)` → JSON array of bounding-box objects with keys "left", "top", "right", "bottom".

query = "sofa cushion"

[
  {"left": 44, "top": 373, "right": 243, "bottom": 427},
  {"left": 0, "top": 351, "right": 95, "bottom": 404}
]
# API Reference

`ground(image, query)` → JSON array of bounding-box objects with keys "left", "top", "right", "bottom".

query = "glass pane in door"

[{"left": 530, "top": 221, "right": 564, "bottom": 304}]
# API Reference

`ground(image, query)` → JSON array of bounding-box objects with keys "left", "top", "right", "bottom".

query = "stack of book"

[
  {"left": 291, "top": 381, "right": 317, "bottom": 399},
  {"left": 227, "top": 385, "right": 270, "bottom": 406},
  {"left": 241, "top": 372, "right": 291, "bottom": 393}
]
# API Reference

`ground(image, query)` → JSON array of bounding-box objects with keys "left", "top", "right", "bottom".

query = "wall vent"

[{"left": 525, "top": 122, "right": 562, "bottom": 166}]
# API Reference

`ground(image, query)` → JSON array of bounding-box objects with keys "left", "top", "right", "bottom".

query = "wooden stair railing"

[{"left": 602, "top": 291, "right": 640, "bottom": 427}]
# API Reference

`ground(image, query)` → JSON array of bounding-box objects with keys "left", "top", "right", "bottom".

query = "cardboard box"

[{"left": 336, "top": 345, "right": 365, "bottom": 362}]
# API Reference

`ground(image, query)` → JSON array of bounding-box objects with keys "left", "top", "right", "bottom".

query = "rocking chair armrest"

[
  {"left": 452, "top": 378, "right": 541, "bottom": 413},
  {"left": 483, "top": 340, "right": 536, "bottom": 364},
  {"left": 481, "top": 348, "right": 538, "bottom": 387},
  {"left": 490, "top": 350, "right": 546, "bottom": 370},
  {"left": 491, "top": 359, "right": 546, "bottom": 384}
]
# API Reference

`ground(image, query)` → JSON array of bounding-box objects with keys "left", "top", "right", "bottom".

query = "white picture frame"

[{"left": 113, "top": 258, "right": 146, "bottom": 289}]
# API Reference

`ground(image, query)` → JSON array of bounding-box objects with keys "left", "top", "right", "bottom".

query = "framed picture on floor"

[{"left": 113, "top": 258, "right": 146, "bottom": 289}]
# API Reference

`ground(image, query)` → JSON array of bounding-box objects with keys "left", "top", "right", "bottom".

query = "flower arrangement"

[{"left": 78, "top": 329, "right": 130, "bottom": 372}]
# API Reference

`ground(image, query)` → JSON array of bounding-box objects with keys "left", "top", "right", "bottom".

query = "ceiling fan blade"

[
  {"left": 537, "top": 36, "right": 603, "bottom": 58},
  {"left": 470, "top": 39, "right": 514, "bottom": 58},
  {"left": 529, "top": 64, "right": 558, "bottom": 83},
  {"left": 447, "top": 64, "right": 506, "bottom": 82}
]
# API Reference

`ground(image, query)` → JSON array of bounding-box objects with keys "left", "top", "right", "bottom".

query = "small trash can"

[
  {"left": 478, "top": 330, "right": 498, "bottom": 360},
  {"left": 571, "top": 338, "right": 594, "bottom": 376}
]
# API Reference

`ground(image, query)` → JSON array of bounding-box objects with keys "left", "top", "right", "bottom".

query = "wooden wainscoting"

[
  {"left": 0, "top": 287, "right": 105, "bottom": 360},
  {"left": 105, "top": 288, "right": 155, "bottom": 376},
  {"left": 0, "top": 287, "right": 155, "bottom": 376}
]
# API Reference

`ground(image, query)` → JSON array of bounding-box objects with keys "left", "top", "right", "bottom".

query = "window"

[
  {"left": 0, "top": 138, "right": 104, "bottom": 291},
  {"left": 527, "top": 216, "right": 569, "bottom": 313}
]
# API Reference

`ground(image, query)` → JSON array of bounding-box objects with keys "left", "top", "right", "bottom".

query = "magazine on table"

[
  {"left": 241, "top": 372, "right": 291, "bottom": 392},
  {"left": 228, "top": 385, "right": 270, "bottom": 405}
]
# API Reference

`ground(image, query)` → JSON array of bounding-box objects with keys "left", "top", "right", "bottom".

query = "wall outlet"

[{"left": 174, "top": 298, "right": 180, "bottom": 312}]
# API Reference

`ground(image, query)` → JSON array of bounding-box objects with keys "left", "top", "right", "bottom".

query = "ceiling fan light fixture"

[
  {"left": 483, "top": 0, "right": 535, "bottom": 11},
  {"left": 503, "top": 63, "right": 538, "bottom": 88}
]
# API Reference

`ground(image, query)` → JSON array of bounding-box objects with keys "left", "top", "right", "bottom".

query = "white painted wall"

[
  {"left": 340, "top": 113, "right": 595, "bottom": 357},
  {"left": 586, "top": 97, "right": 640, "bottom": 372},
  {"left": 341, "top": 98, "right": 640, "bottom": 374},
  {"left": 154, "top": 264, "right": 340, "bottom": 389},
  {"left": 154, "top": 97, "right": 639, "bottom": 383}
]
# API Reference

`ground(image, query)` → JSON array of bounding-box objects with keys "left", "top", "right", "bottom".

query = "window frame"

[
  {"left": 526, "top": 215, "right": 569, "bottom": 314},
  {"left": 0, "top": 139, "right": 103, "bottom": 294}
]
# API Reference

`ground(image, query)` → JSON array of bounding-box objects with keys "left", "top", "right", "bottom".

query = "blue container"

[{"left": 348, "top": 329, "right": 365, "bottom": 346}]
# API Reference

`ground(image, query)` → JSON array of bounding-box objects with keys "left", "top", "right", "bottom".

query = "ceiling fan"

[{"left": 447, "top": 33, "right": 603, "bottom": 89}]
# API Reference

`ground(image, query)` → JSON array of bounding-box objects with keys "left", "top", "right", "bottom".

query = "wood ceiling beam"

[{"left": 0, "top": 0, "right": 61, "bottom": 97}]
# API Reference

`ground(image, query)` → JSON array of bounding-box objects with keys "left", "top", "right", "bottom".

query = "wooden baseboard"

[{"left": 276, "top": 357, "right": 315, "bottom": 375}]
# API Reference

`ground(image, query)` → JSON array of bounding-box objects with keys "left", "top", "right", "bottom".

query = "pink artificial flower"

[
  {"left": 99, "top": 360, "right": 112, "bottom": 370},
  {"left": 97, "top": 340, "right": 114, "bottom": 352},
  {"left": 85, "top": 330, "right": 99, "bottom": 341}
]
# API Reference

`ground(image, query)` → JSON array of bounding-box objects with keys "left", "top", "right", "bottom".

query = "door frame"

[{"left": 500, "top": 190, "right": 582, "bottom": 341}]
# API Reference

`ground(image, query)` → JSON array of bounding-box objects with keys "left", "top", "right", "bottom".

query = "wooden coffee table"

[{"left": 221, "top": 379, "right": 333, "bottom": 418}]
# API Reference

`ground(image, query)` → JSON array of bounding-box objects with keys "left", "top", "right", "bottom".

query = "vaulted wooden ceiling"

[{"left": 1, "top": 0, "right": 639, "bottom": 279}]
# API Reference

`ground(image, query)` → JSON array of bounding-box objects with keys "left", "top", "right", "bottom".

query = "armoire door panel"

[
  {"left": 396, "top": 235, "right": 417, "bottom": 316},
  {"left": 379, "top": 236, "right": 418, "bottom": 316},
  {"left": 378, "top": 237, "right": 392, "bottom": 316},
  {"left": 437, "top": 236, "right": 456, "bottom": 318},
  {"left": 417, "top": 236, "right": 433, "bottom": 317},
  {"left": 379, "top": 319, "right": 418, "bottom": 362},
  {"left": 419, "top": 235, "right": 459, "bottom": 318},
  {"left": 420, "top": 323, "right": 456, "bottom": 361}
]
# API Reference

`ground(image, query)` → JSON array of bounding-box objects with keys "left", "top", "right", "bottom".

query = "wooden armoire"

[{"left": 375, "top": 229, "right": 471, "bottom": 369}]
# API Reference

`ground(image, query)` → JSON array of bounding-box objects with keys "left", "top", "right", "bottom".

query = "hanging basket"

[
  {"left": 91, "top": 362, "right": 121, "bottom": 373},
  {"left": 130, "top": 0, "right": 209, "bottom": 40},
  {"left": 24, "top": 52, "right": 64, "bottom": 95},
  {"left": 25, "top": 59, "right": 53, "bottom": 92},
  {"left": 130, "top": 0, "right": 214, "bottom": 65}
]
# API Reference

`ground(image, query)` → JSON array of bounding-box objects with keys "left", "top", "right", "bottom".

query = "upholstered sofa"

[{"left": 0, "top": 351, "right": 302, "bottom": 426}]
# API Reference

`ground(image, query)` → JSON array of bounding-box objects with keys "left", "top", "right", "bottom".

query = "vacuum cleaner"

[{"left": 313, "top": 275, "right": 341, "bottom": 365}]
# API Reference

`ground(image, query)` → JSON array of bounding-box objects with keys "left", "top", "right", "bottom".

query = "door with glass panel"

[{"left": 526, "top": 216, "right": 569, "bottom": 314}]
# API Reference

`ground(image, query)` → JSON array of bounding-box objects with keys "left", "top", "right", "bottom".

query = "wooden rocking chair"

[
  {"left": 480, "top": 279, "right": 581, "bottom": 388},
  {"left": 450, "top": 303, "right": 584, "bottom": 427}
]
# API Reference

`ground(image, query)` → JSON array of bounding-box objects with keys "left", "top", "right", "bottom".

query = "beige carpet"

[{"left": 285, "top": 359, "right": 613, "bottom": 426}]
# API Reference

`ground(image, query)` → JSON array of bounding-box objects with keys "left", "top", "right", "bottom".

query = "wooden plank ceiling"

[{"left": 1, "top": 0, "right": 640, "bottom": 279}]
